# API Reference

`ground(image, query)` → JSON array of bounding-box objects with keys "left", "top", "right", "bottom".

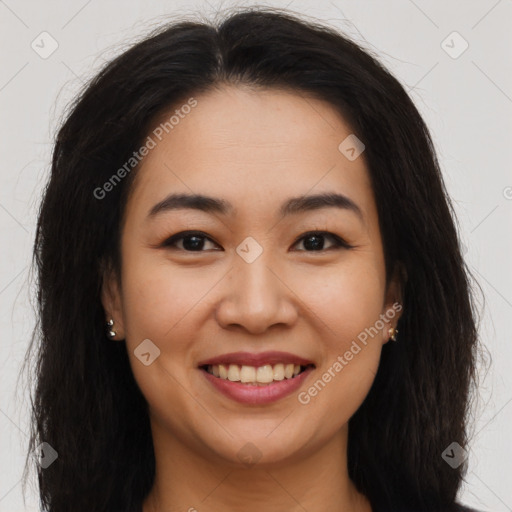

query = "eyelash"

[{"left": 161, "top": 230, "right": 354, "bottom": 252}]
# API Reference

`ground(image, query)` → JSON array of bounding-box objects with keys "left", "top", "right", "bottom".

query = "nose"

[{"left": 214, "top": 253, "right": 299, "bottom": 334}]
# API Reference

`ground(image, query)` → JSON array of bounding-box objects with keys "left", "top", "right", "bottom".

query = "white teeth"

[
  {"left": 273, "top": 363, "right": 285, "bottom": 381},
  {"left": 256, "top": 365, "right": 274, "bottom": 383},
  {"left": 218, "top": 364, "right": 228, "bottom": 379},
  {"left": 206, "top": 363, "right": 306, "bottom": 384},
  {"left": 227, "top": 365, "right": 240, "bottom": 381},
  {"left": 240, "top": 365, "right": 256, "bottom": 383}
]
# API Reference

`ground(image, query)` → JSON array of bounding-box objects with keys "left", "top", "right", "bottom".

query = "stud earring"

[
  {"left": 388, "top": 326, "right": 399, "bottom": 342},
  {"left": 107, "top": 318, "right": 116, "bottom": 339}
]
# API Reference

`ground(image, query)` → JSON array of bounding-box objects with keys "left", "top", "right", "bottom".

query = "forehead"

[{"left": 126, "top": 85, "right": 376, "bottom": 226}]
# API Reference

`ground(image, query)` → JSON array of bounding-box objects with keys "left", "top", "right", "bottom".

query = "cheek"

[
  {"left": 120, "top": 252, "right": 224, "bottom": 366},
  {"left": 294, "top": 260, "right": 384, "bottom": 413},
  {"left": 299, "top": 257, "right": 385, "bottom": 342},
  {"left": 119, "top": 258, "right": 214, "bottom": 425}
]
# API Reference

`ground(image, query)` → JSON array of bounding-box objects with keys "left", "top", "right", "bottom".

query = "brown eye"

[
  {"left": 162, "top": 231, "right": 221, "bottom": 252},
  {"left": 292, "top": 231, "right": 353, "bottom": 252},
  {"left": 161, "top": 230, "right": 353, "bottom": 253}
]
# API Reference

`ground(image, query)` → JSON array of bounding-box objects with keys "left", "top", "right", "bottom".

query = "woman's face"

[{"left": 103, "top": 85, "right": 403, "bottom": 466}]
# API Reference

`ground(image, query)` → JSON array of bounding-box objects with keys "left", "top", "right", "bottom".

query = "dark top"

[{"left": 129, "top": 501, "right": 482, "bottom": 511}]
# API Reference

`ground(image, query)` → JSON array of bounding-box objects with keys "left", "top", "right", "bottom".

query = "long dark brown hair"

[{"left": 21, "top": 7, "right": 484, "bottom": 512}]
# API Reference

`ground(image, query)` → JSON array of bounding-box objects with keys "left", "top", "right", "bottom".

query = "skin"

[{"left": 102, "top": 85, "right": 404, "bottom": 512}]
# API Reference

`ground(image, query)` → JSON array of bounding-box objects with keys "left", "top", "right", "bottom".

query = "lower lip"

[{"left": 200, "top": 366, "right": 314, "bottom": 405}]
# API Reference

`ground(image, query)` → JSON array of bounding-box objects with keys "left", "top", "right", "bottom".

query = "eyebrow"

[{"left": 147, "top": 192, "right": 364, "bottom": 223}]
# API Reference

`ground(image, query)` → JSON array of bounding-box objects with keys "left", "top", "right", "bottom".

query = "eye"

[
  {"left": 161, "top": 230, "right": 353, "bottom": 252},
  {"left": 161, "top": 231, "right": 221, "bottom": 252},
  {"left": 292, "top": 231, "right": 354, "bottom": 252}
]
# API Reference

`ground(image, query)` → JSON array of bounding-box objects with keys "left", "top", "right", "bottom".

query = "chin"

[{"left": 194, "top": 422, "right": 317, "bottom": 469}]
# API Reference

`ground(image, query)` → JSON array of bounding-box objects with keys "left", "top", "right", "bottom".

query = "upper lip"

[{"left": 197, "top": 351, "right": 315, "bottom": 368}]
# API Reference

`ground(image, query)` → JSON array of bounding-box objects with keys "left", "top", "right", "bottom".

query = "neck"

[{"left": 143, "top": 422, "right": 372, "bottom": 512}]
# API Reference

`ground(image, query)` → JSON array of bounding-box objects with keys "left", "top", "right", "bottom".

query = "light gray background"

[{"left": 1, "top": 1, "right": 511, "bottom": 511}]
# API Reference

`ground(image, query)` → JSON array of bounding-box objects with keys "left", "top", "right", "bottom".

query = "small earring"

[
  {"left": 388, "top": 326, "right": 399, "bottom": 342},
  {"left": 107, "top": 318, "right": 116, "bottom": 339}
]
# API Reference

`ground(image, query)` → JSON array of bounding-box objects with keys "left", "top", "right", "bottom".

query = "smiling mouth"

[{"left": 199, "top": 363, "right": 315, "bottom": 386}]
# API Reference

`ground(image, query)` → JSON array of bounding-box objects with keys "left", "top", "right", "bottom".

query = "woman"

[{"left": 22, "top": 7, "right": 483, "bottom": 512}]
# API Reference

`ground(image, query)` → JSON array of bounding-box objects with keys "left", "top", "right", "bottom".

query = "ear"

[
  {"left": 381, "top": 261, "right": 407, "bottom": 344},
  {"left": 100, "top": 259, "right": 125, "bottom": 340}
]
